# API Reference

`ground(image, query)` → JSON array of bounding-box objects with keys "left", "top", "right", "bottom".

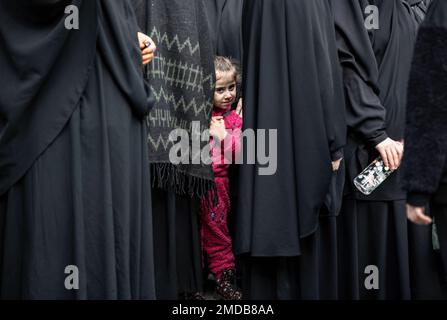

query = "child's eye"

[
  {"left": 229, "top": 85, "right": 236, "bottom": 91},
  {"left": 216, "top": 89, "right": 224, "bottom": 94}
]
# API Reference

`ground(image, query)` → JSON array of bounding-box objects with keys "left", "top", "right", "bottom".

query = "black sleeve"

[
  {"left": 332, "top": 0, "right": 388, "bottom": 147},
  {"left": 402, "top": 23, "right": 447, "bottom": 199}
]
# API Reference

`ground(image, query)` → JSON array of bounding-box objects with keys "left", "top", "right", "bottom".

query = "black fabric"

[
  {"left": 239, "top": 216, "right": 339, "bottom": 300},
  {"left": 130, "top": 0, "right": 212, "bottom": 299},
  {"left": 407, "top": 193, "right": 432, "bottom": 207},
  {"left": 408, "top": 211, "right": 447, "bottom": 299},
  {"left": 338, "top": 199, "right": 411, "bottom": 299},
  {"left": 235, "top": 0, "right": 346, "bottom": 257},
  {"left": 238, "top": 163, "right": 345, "bottom": 300},
  {"left": 0, "top": 0, "right": 155, "bottom": 299},
  {"left": 403, "top": 0, "right": 447, "bottom": 206},
  {"left": 430, "top": 203, "right": 447, "bottom": 290},
  {"left": 151, "top": 188, "right": 203, "bottom": 299},
  {"left": 234, "top": 0, "right": 346, "bottom": 300},
  {"left": 334, "top": 0, "right": 435, "bottom": 300},
  {"left": 334, "top": 0, "right": 430, "bottom": 202},
  {"left": 131, "top": 0, "right": 217, "bottom": 199},
  {"left": 0, "top": 0, "right": 96, "bottom": 196},
  {"left": 205, "top": 0, "right": 244, "bottom": 63}
]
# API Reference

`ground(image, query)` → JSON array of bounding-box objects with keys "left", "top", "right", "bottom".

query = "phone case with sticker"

[{"left": 354, "top": 157, "right": 394, "bottom": 195}]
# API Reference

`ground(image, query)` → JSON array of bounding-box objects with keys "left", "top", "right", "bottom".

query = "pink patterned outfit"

[{"left": 201, "top": 106, "right": 242, "bottom": 280}]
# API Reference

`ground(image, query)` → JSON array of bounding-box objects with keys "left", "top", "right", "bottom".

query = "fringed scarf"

[{"left": 131, "top": 0, "right": 216, "bottom": 199}]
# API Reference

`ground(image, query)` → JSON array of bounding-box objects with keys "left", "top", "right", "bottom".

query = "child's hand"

[
  {"left": 332, "top": 158, "right": 343, "bottom": 172},
  {"left": 210, "top": 116, "right": 227, "bottom": 141},
  {"left": 236, "top": 98, "right": 243, "bottom": 118},
  {"left": 137, "top": 32, "right": 156, "bottom": 65}
]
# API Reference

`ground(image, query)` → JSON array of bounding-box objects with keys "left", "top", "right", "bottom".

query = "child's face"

[{"left": 214, "top": 71, "right": 237, "bottom": 110}]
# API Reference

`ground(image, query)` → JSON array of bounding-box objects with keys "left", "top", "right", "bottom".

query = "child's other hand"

[
  {"left": 236, "top": 98, "right": 243, "bottom": 118},
  {"left": 137, "top": 32, "right": 156, "bottom": 65},
  {"left": 210, "top": 116, "right": 227, "bottom": 141}
]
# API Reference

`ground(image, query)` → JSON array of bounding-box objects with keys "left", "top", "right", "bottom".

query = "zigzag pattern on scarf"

[
  {"left": 150, "top": 26, "right": 200, "bottom": 56},
  {"left": 147, "top": 133, "right": 204, "bottom": 165},
  {"left": 147, "top": 132, "right": 173, "bottom": 151},
  {"left": 150, "top": 86, "right": 213, "bottom": 117},
  {"left": 143, "top": 14, "right": 216, "bottom": 199},
  {"left": 150, "top": 54, "right": 214, "bottom": 94}
]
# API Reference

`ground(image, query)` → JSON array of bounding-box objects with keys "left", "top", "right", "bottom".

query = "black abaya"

[
  {"left": 0, "top": 0, "right": 155, "bottom": 299},
  {"left": 333, "top": 0, "right": 433, "bottom": 299},
  {"left": 235, "top": 0, "right": 346, "bottom": 299},
  {"left": 205, "top": 0, "right": 244, "bottom": 62},
  {"left": 237, "top": 0, "right": 346, "bottom": 257},
  {"left": 151, "top": 188, "right": 203, "bottom": 299}
]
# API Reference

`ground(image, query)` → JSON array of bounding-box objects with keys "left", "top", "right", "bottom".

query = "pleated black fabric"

[
  {"left": 151, "top": 188, "right": 203, "bottom": 299},
  {"left": 333, "top": 0, "right": 436, "bottom": 300},
  {"left": 234, "top": 0, "right": 346, "bottom": 300},
  {"left": 408, "top": 219, "right": 447, "bottom": 299},
  {"left": 334, "top": 0, "right": 427, "bottom": 202},
  {"left": 0, "top": 0, "right": 155, "bottom": 299},
  {"left": 430, "top": 204, "right": 447, "bottom": 292},
  {"left": 240, "top": 216, "right": 339, "bottom": 300},
  {"left": 337, "top": 200, "right": 411, "bottom": 299},
  {"left": 236, "top": 0, "right": 346, "bottom": 257},
  {"left": 205, "top": 0, "right": 244, "bottom": 62}
]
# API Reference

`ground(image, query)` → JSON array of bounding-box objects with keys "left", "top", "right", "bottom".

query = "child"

[{"left": 201, "top": 56, "right": 243, "bottom": 300}]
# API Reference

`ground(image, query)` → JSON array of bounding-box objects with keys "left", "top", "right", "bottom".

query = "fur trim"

[{"left": 403, "top": 26, "right": 447, "bottom": 194}]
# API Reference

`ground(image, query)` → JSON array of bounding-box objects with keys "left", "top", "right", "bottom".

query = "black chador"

[
  {"left": 333, "top": 0, "right": 435, "bottom": 299},
  {"left": 205, "top": 0, "right": 244, "bottom": 63},
  {"left": 235, "top": 0, "right": 346, "bottom": 299},
  {"left": 0, "top": 0, "right": 155, "bottom": 299}
]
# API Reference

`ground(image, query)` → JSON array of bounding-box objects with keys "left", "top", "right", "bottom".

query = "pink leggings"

[{"left": 200, "top": 177, "right": 236, "bottom": 279}]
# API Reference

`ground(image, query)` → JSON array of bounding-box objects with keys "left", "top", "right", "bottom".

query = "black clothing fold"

[
  {"left": 334, "top": 0, "right": 435, "bottom": 300},
  {"left": 205, "top": 0, "right": 244, "bottom": 63},
  {"left": 0, "top": 0, "right": 155, "bottom": 299},
  {"left": 334, "top": 0, "right": 429, "bottom": 201},
  {"left": 234, "top": 0, "right": 346, "bottom": 300},
  {"left": 235, "top": 0, "right": 346, "bottom": 258}
]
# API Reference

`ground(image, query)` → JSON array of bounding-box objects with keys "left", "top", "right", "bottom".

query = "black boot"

[{"left": 215, "top": 269, "right": 242, "bottom": 300}]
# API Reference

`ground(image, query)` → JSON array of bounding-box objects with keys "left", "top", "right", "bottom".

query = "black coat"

[{"left": 403, "top": 0, "right": 447, "bottom": 206}]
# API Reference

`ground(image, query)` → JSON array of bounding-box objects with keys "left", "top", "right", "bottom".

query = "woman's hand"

[
  {"left": 375, "top": 138, "right": 404, "bottom": 171},
  {"left": 137, "top": 32, "right": 156, "bottom": 65},
  {"left": 210, "top": 116, "right": 227, "bottom": 141},
  {"left": 406, "top": 205, "right": 432, "bottom": 225}
]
